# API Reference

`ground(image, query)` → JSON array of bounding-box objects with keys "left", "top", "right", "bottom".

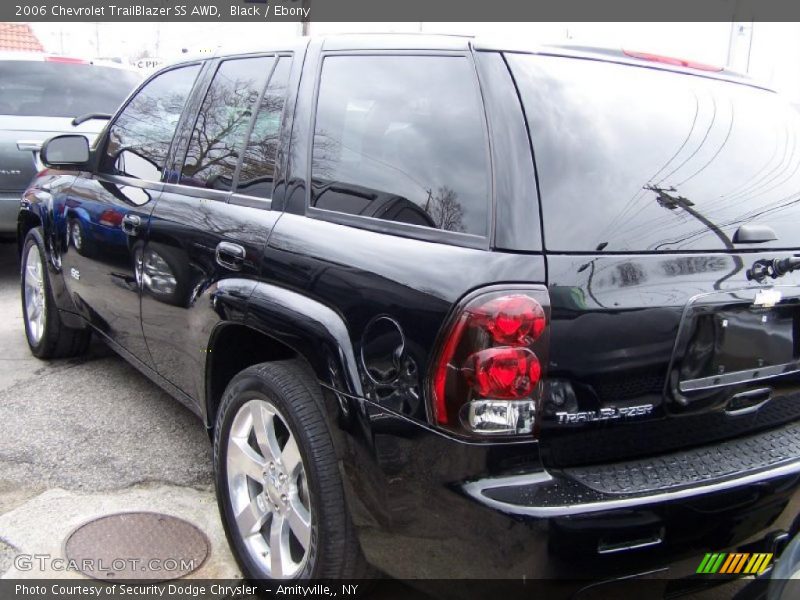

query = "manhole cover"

[{"left": 64, "top": 512, "right": 209, "bottom": 582}]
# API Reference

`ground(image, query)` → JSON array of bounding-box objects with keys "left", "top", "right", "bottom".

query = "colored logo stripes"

[{"left": 696, "top": 552, "right": 773, "bottom": 574}]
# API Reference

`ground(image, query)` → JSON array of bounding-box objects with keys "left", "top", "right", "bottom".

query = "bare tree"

[{"left": 426, "top": 186, "right": 465, "bottom": 232}]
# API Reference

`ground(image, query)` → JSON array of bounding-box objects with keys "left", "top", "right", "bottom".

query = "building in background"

[{"left": 0, "top": 23, "right": 43, "bottom": 52}]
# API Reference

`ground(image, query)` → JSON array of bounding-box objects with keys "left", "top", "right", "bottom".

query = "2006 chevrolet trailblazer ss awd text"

[{"left": 16, "top": 35, "right": 800, "bottom": 586}]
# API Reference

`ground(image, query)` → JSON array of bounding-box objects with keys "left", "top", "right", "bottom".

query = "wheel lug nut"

[{"left": 281, "top": 494, "right": 288, "bottom": 504}]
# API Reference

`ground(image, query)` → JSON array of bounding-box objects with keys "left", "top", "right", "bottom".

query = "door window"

[
  {"left": 180, "top": 56, "right": 275, "bottom": 191},
  {"left": 101, "top": 64, "right": 200, "bottom": 181},
  {"left": 310, "top": 55, "right": 490, "bottom": 237}
]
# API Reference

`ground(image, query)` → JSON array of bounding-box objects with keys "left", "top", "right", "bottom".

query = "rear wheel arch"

[
  {"left": 205, "top": 323, "right": 303, "bottom": 431},
  {"left": 206, "top": 285, "right": 365, "bottom": 434}
]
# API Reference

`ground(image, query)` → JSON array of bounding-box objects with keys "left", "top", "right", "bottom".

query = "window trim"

[
  {"left": 231, "top": 52, "right": 294, "bottom": 207},
  {"left": 96, "top": 61, "right": 203, "bottom": 184},
  {"left": 305, "top": 49, "right": 494, "bottom": 250}
]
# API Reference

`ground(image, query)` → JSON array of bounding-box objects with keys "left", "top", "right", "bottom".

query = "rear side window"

[
  {"left": 235, "top": 57, "right": 291, "bottom": 199},
  {"left": 311, "top": 55, "right": 490, "bottom": 237},
  {"left": 103, "top": 64, "right": 200, "bottom": 181},
  {"left": 508, "top": 54, "right": 800, "bottom": 252},
  {"left": 0, "top": 61, "right": 140, "bottom": 118},
  {"left": 181, "top": 56, "right": 275, "bottom": 191}
]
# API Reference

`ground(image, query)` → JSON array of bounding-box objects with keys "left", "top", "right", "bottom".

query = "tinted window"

[
  {"left": 235, "top": 57, "right": 291, "bottom": 199},
  {"left": 0, "top": 61, "right": 141, "bottom": 118},
  {"left": 508, "top": 54, "right": 800, "bottom": 251},
  {"left": 311, "top": 55, "right": 489, "bottom": 236},
  {"left": 181, "top": 56, "right": 274, "bottom": 191},
  {"left": 102, "top": 65, "right": 200, "bottom": 181}
]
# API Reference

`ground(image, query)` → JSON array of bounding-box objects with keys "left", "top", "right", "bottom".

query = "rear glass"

[
  {"left": 0, "top": 61, "right": 140, "bottom": 118},
  {"left": 508, "top": 54, "right": 800, "bottom": 252}
]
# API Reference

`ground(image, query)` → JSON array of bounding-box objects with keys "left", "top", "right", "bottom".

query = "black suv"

[{"left": 17, "top": 35, "right": 800, "bottom": 587}]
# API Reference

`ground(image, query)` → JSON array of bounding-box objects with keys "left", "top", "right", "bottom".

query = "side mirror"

[{"left": 40, "top": 135, "right": 90, "bottom": 169}]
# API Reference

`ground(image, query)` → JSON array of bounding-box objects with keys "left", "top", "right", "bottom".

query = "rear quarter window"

[
  {"left": 310, "top": 54, "right": 491, "bottom": 238},
  {"left": 507, "top": 54, "right": 800, "bottom": 252}
]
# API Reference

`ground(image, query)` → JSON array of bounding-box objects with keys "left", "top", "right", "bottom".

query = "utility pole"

[
  {"left": 648, "top": 185, "right": 732, "bottom": 250},
  {"left": 727, "top": 21, "right": 754, "bottom": 73},
  {"left": 301, "top": 0, "right": 310, "bottom": 36},
  {"left": 647, "top": 184, "right": 743, "bottom": 289}
]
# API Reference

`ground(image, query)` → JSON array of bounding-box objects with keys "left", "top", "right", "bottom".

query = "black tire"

[
  {"left": 213, "top": 359, "right": 371, "bottom": 580},
  {"left": 20, "top": 227, "right": 91, "bottom": 359}
]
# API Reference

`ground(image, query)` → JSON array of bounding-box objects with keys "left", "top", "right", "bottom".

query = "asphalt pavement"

[{"left": 0, "top": 240, "right": 235, "bottom": 579}]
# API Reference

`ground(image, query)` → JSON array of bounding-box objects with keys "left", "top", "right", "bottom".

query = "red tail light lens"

[
  {"left": 473, "top": 295, "right": 545, "bottom": 345},
  {"left": 429, "top": 288, "right": 549, "bottom": 438},
  {"left": 466, "top": 347, "right": 541, "bottom": 399}
]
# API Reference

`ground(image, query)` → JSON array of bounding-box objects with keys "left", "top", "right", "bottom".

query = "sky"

[{"left": 27, "top": 22, "right": 800, "bottom": 101}]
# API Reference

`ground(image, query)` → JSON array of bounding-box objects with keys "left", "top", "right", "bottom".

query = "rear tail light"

[{"left": 429, "top": 287, "right": 549, "bottom": 438}]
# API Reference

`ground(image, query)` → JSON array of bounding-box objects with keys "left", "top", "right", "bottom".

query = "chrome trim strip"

[
  {"left": 597, "top": 535, "right": 664, "bottom": 555},
  {"left": 463, "top": 459, "right": 800, "bottom": 517},
  {"left": 16, "top": 140, "right": 42, "bottom": 152}
]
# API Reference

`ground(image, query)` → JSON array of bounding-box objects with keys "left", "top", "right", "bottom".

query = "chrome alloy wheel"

[
  {"left": 23, "top": 244, "right": 46, "bottom": 345},
  {"left": 227, "top": 398, "right": 312, "bottom": 579}
]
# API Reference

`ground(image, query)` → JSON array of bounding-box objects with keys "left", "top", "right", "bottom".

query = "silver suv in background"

[{"left": 0, "top": 53, "right": 141, "bottom": 239}]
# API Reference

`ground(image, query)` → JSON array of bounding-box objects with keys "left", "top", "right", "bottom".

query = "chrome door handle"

[
  {"left": 215, "top": 241, "right": 246, "bottom": 271},
  {"left": 121, "top": 214, "right": 141, "bottom": 236}
]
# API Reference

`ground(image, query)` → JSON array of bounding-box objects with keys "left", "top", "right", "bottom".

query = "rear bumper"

[
  {"left": 330, "top": 391, "right": 800, "bottom": 584},
  {"left": 471, "top": 420, "right": 800, "bottom": 518},
  {"left": 0, "top": 193, "right": 20, "bottom": 235}
]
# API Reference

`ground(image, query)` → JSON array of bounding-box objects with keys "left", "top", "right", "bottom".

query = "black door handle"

[
  {"left": 216, "top": 241, "right": 246, "bottom": 271},
  {"left": 121, "top": 213, "right": 141, "bottom": 236}
]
